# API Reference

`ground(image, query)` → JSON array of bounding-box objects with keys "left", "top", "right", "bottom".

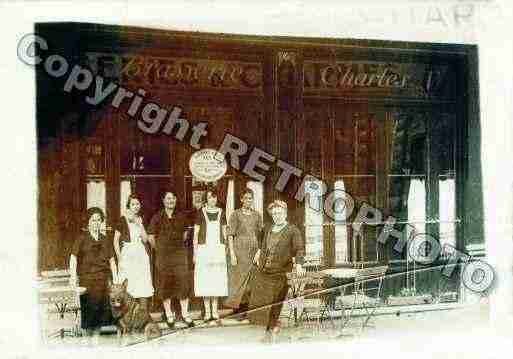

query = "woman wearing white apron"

[
  {"left": 113, "top": 195, "right": 154, "bottom": 311},
  {"left": 193, "top": 189, "right": 228, "bottom": 322}
]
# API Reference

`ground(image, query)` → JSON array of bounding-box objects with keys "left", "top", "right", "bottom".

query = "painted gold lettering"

[{"left": 321, "top": 65, "right": 339, "bottom": 88}]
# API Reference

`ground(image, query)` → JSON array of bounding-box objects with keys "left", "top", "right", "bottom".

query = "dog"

[{"left": 108, "top": 279, "right": 161, "bottom": 340}]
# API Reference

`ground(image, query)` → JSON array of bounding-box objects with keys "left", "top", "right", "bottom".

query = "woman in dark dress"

[
  {"left": 248, "top": 200, "right": 305, "bottom": 342},
  {"left": 69, "top": 207, "right": 118, "bottom": 336},
  {"left": 148, "top": 191, "right": 194, "bottom": 328}
]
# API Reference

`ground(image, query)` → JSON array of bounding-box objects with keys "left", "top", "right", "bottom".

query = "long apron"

[
  {"left": 119, "top": 224, "right": 154, "bottom": 298},
  {"left": 194, "top": 209, "right": 228, "bottom": 297},
  {"left": 225, "top": 233, "right": 259, "bottom": 308}
]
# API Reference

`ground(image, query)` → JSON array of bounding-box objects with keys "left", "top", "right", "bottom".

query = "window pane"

[
  {"left": 439, "top": 177, "right": 456, "bottom": 255},
  {"left": 87, "top": 180, "right": 106, "bottom": 215},
  {"left": 305, "top": 180, "right": 324, "bottom": 224},
  {"left": 432, "top": 113, "right": 456, "bottom": 175},
  {"left": 389, "top": 176, "right": 426, "bottom": 223},
  {"left": 120, "top": 180, "right": 131, "bottom": 217},
  {"left": 226, "top": 179, "right": 235, "bottom": 223},
  {"left": 246, "top": 181, "right": 264, "bottom": 219},
  {"left": 304, "top": 180, "right": 323, "bottom": 262},
  {"left": 305, "top": 225, "right": 323, "bottom": 262},
  {"left": 407, "top": 178, "right": 426, "bottom": 233},
  {"left": 334, "top": 180, "right": 349, "bottom": 263},
  {"left": 85, "top": 143, "right": 104, "bottom": 175},
  {"left": 389, "top": 110, "right": 427, "bottom": 176}
]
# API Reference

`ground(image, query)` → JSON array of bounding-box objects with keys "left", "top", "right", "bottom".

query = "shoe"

[
  {"left": 212, "top": 313, "right": 221, "bottom": 324},
  {"left": 184, "top": 318, "right": 195, "bottom": 328},
  {"left": 162, "top": 312, "right": 176, "bottom": 330}
]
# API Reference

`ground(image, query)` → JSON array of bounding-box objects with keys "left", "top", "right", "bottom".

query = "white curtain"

[
  {"left": 334, "top": 179, "right": 349, "bottom": 263},
  {"left": 246, "top": 181, "right": 264, "bottom": 218},
  {"left": 439, "top": 178, "right": 456, "bottom": 250},
  {"left": 86, "top": 180, "right": 106, "bottom": 215},
  {"left": 406, "top": 178, "right": 426, "bottom": 260},
  {"left": 304, "top": 180, "right": 323, "bottom": 261},
  {"left": 120, "top": 180, "right": 132, "bottom": 218},
  {"left": 226, "top": 179, "right": 235, "bottom": 224},
  {"left": 407, "top": 178, "right": 426, "bottom": 231}
]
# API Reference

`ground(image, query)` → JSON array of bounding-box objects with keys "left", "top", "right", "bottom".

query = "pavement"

[{"left": 41, "top": 301, "right": 509, "bottom": 352}]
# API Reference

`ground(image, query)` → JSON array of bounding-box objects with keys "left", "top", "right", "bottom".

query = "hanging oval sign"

[{"left": 189, "top": 149, "right": 228, "bottom": 182}]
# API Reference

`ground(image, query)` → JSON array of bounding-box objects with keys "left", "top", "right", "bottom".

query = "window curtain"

[
  {"left": 406, "top": 178, "right": 426, "bottom": 259},
  {"left": 246, "top": 181, "right": 264, "bottom": 218},
  {"left": 226, "top": 179, "right": 235, "bottom": 224},
  {"left": 439, "top": 178, "right": 456, "bottom": 250},
  {"left": 120, "top": 180, "right": 132, "bottom": 218},
  {"left": 334, "top": 179, "right": 349, "bottom": 263},
  {"left": 86, "top": 180, "right": 106, "bottom": 215}
]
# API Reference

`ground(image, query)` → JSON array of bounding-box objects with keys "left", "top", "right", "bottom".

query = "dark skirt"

[
  {"left": 79, "top": 272, "right": 112, "bottom": 329},
  {"left": 248, "top": 270, "right": 289, "bottom": 328},
  {"left": 156, "top": 247, "right": 191, "bottom": 300}
]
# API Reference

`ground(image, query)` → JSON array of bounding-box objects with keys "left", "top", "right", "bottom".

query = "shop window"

[
  {"left": 387, "top": 109, "right": 459, "bottom": 262},
  {"left": 304, "top": 180, "right": 324, "bottom": 263},
  {"left": 120, "top": 180, "right": 132, "bottom": 217},
  {"left": 334, "top": 179, "right": 349, "bottom": 264},
  {"left": 407, "top": 177, "right": 427, "bottom": 234},
  {"left": 246, "top": 181, "right": 264, "bottom": 219},
  {"left": 226, "top": 179, "right": 235, "bottom": 222},
  {"left": 439, "top": 176, "right": 456, "bottom": 256},
  {"left": 120, "top": 141, "right": 170, "bottom": 175},
  {"left": 86, "top": 179, "right": 106, "bottom": 215}
]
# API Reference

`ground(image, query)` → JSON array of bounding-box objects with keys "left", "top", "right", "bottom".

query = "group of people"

[{"left": 69, "top": 188, "right": 305, "bottom": 341}]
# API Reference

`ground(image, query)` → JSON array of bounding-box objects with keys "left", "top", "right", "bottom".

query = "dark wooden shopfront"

[{"left": 36, "top": 23, "right": 483, "bottom": 304}]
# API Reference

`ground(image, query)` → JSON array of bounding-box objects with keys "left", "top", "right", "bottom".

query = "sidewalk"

[{"left": 42, "top": 299, "right": 513, "bottom": 354}]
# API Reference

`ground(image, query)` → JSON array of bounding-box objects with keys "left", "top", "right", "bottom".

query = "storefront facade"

[{"left": 37, "top": 23, "right": 482, "bottom": 301}]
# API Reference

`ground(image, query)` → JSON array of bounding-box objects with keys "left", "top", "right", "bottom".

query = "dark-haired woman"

[
  {"left": 113, "top": 195, "right": 154, "bottom": 310},
  {"left": 69, "top": 207, "right": 117, "bottom": 336},
  {"left": 148, "top": 191, "right": 194, "bottom": 328},
  {"left": 193, "top": 190, "right": 228, "bottom": 321}
]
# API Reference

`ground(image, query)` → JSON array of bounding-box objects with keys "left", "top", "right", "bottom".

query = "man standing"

[{"left": 148, "top": 191, "right": 195, "bottom": 328}]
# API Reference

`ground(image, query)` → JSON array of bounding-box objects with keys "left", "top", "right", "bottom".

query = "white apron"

[
  {"left": 194, "top": 208, "right": 228, "bottom": 297},
  {"left": 119, "top": 221, "right": 154, "bottom": 298}
]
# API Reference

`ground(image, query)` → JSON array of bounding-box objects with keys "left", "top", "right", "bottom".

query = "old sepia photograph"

[
  {"left": 2, "top": 1, "right": 512, "bottom": 356},
  {"left": 32, "top": 20, "right": 492, "bottom": 347}
]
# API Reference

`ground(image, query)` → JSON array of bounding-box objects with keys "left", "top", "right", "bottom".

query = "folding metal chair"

[
  {"left": 285, "top": 271, "right": 327, "bottom": 331},
  {"left": 345, "top": 265, "right": 388, "bottom": 331}
]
